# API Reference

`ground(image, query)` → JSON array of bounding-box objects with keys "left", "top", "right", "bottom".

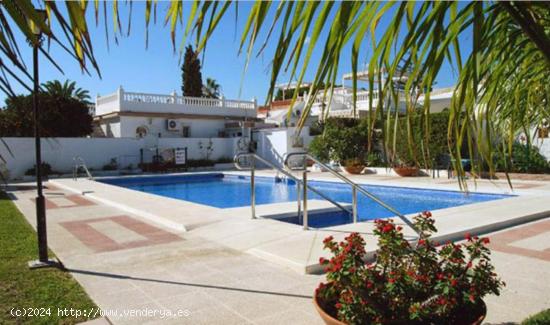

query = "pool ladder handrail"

[
  {"left": 233, "top": 152, "right": 352, "bottom": 230},
  {"left": 283, "top": 152, "right": 420, "bottom": 236},
  {"left": 72, "top": 156, "right": 93, "bottom": 180}
]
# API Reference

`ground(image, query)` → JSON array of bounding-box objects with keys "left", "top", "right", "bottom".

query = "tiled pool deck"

[{"left": 6, "top": 171, "right": 550, "bottom": 324}]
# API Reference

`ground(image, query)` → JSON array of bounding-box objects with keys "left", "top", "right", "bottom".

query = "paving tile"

[
  {"left": 155, "top": 291, "right": 219, "bottom": 315},
  {"left": 202, "top": 287, "right": 295, "bottom": 322},
  {"left": 60, "top": 215, "right": 182, "bottom": 253},
  {"left": 255, "top": 307, "right": 323, "bottom": 325}
]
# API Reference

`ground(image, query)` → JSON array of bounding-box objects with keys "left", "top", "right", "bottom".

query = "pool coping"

[{"left": 50, "top": 171, "right": 550, "bottom": 274}]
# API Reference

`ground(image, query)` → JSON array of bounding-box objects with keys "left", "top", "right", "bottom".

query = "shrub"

[
  {"left": 102, "top": 158, "right": 118, "bottom": 171},
  {"left": 215, "top": 157, "right": 233, "bottom": 164},
  {"left": 316, "top": 212, "right": 505, "bottom": 324},
  {"left": 385, "top": 110, "right": 451, "bottom": 168},
  {"left": 308, "top": 118, "right": 377, "bottom": 164},
  {"left": 522, "top": 309, "right": 550, "bottom": 325},
  {"left": 24, "top": 163, "right": 53, "bottom": 176},
  {"left": 186, "top": 159, "right": 215, "bottom": 168},
  {"left": 495, "top": 142, "right": 550, "bottom": 174}
]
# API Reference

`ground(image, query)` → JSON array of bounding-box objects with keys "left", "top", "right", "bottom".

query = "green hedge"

[
  {"left": 385, "top": 110, "right": 451, "bottom": 167},
  {"left": 308, "top": 118, "right": 374, "bottom": 164},
  {"left": 495, "top": 143, "right": 550, "bottom": 174}
]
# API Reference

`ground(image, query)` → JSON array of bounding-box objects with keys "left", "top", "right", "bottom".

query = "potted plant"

[
  {"left": 314, "top": 212, "right": 505, "bottom": 324},
  {"left": 343, "top": 158, "right": 365, "bottom": 175},
  {"left": 393, "top": 162, "right": 420, "bottom": 177}
]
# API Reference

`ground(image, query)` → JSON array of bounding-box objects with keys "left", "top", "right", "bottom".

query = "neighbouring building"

[
  {"left": 93, "top": 87, "right": 260, "bottom": 139},
  {"left": 261, "top": 68, "right": 454, "bottom": 125}
]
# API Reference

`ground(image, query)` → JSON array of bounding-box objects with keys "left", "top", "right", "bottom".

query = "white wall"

[
  {"left": 0, "top": 129, "right": 314, "bottom": 179},
  {"left": 0, "top": 137, "right": 238, "bottom": 179},
  {"left": 0, "top": 138, "right": 142, "bottom": 179},
  {"left": 533, "top": 137, "right": 550, "bottom": 161},
  {"left": 119, "top": 116, "right": 227, "bottom": 138},
  {"left": 98, "top": 118, "right": 121, "bottom": 137},
  {"left": 255, "top": 127, "right": 314, "bottom": 168},
  {"left": 157, "top": 138, "right": 236, "bottom": 160}
]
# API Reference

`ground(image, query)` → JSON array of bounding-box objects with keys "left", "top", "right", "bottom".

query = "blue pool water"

[{"left": 98, "top": 173, "right": 511, "bottom": 226}]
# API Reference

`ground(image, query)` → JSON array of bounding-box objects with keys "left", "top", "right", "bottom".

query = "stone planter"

[{"left": 393, "top": 166, "right": 419, "bottom": 177}]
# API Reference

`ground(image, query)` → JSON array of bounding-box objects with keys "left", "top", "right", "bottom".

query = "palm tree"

[
  {"left": 1, "top": 1, "right": 549, "bottom": 184},
  {"left": 42, "top": 80, "right": 91, "bottom": 104},
  {"left": 203, "top": 78, "right": 221, "bottom": 99}
]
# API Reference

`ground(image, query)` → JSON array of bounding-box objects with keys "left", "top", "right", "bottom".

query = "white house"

[
  {"left": 93, "top": 87, "right": 258, "bottom": 139},
  {"left": 261, "top": 69, "right": 454, "bottom": 124}
]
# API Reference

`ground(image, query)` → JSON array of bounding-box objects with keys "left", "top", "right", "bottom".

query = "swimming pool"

[{"left": 99, "top": 173, "right": 511, "bottom": 226}]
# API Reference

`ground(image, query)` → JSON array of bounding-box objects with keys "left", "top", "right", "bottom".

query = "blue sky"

[{"left": 3, "top": 2, "right": 470, "bottom": 105}]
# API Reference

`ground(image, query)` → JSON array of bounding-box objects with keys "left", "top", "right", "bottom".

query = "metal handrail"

[
  {"left": 234, "top": 152, "right": 352, "bottom": 229},
  {"left": 284, "top": 152, "right": 419, "bottom": 235},
  {"left": 72, "top": 156, "right": 93, "bottom": 180}
]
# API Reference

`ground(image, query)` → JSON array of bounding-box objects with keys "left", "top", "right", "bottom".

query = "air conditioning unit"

[{"left": 166, "top": 119, "right": 178, "bottom": 131}]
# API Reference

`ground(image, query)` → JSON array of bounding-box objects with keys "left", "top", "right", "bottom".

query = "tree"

[
  {"left": 0, "top": 81, "right": 93, "bottom": 137},
  {"left": 42, "top": 80, "right": 91, "bottom": 104},
  {"left": 181, "top": 45, "right": 203, "bottom": 97},
  {"left": 203, "top": 78, "right": 221, "bottom": 99}
]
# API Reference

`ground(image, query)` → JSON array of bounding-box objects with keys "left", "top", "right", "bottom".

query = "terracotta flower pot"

[
  {"left": 393, "top": 166, "right": 419, "bottom": 177},
  {"left": 313, "top": 294, "right": 487, "bottom": 325},
  {"left": 313, "top": 295, "right": 346, "bottom": 325},
  {"left": 344, "top": 165, "right": 365, "bottom": 175}
]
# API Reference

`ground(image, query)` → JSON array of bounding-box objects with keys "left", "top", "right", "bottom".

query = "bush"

[
  {"left": 385, "top": 110, "right": 451, "bottom": 167},
  {"left": 215, "top": 157, "right": 233, "bottom": 164},
  {"left": 186, "top": 159, "right": 215, "bottom": 167},
  {"left": 522, "top": 309, "right": 550, "bottom": 325},
  {"left": 102, "top": 158, "right": 118, "bottom": 171},
  {"left": 308, "top": 118, "right": 377, "bottom": 164},
  {"left": 316, "top": 212, "right": 505, "bottom": 324},
  {"left": 24, "top": 163, "right": 53, "bottom": 176},
  {"left": 495, "top": 143, "right": 550, "bottom": 174}
]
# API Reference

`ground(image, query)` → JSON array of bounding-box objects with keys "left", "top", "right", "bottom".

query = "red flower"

[
  {"left": 418, "top": 239, "right": 426, "bottom": 246},
  {"left": 437, "top": 273, "right": 445, "bottom": 280},
  {"left": 388, "top": 278, "right": 396, "bottom": 284},
  {"left": 465, "top": 232, "right": 472, "bottom": 241},
  {"left": 451, "top": 279, "right": 458, "bottom": 287},
  {"left": 323, "top": 236, "right": 334, "bottom": 245},
  {"left": 467, "top": 261, "right": 473, "bottom": 269},
  {"left": 319, "top": 257, "right": 328, "bottom": 265},
  {"left": 382, "top": 224, "right": 394, "bottom": 233},
  {"left": 422, "top": 211, "right": 432, "bottom": 218},
  {"left": 335, "top": 303, "right": 342, "bottom": 309},
  {"left": 481, "top": 237, "right": 490, "bottom": 245}
]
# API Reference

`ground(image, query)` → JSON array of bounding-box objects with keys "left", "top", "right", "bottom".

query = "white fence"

[{"left": 0, "top": 137, "right": 238, "bottom": 179}]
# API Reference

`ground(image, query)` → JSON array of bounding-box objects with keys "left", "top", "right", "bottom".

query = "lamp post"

[{"left": 27, "top": 9, "right": 56, "bottom": 269}]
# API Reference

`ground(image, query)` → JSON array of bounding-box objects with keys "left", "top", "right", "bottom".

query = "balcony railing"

[{"left": 95, "top": 88, "right": 257, "bottom": 114}]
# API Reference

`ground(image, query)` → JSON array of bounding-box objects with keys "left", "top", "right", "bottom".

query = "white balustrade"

[{"left": 112, "top": 91, "right": 256, "bottom": 110}]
